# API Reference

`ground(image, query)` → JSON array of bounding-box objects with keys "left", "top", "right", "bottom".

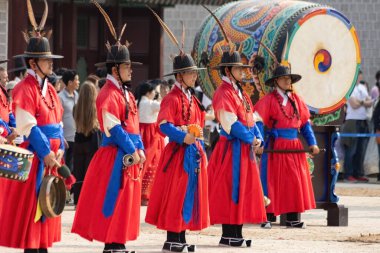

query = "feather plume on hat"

[
  {"left": 91, "top": 0, "right": 129, "bottom": 49},
  {"left": 146, "top": 5, "right": 186, "bottom": 57},
  {"left": 23, "top": 0, "right": 50, "bottom": 43}
]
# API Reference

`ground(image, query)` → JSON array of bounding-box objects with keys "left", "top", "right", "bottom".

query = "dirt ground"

[{"left": 1, "top": 182, "right": 380, "bottom": 253}]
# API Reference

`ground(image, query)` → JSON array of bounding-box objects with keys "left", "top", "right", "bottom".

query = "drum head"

[
  {"left": 0, "top": 144, "right": 34, "bottom": 181},
  {"left": 0, "top": 144, "right": 33, "bottom": 156},
  {"left": 286, "top": 9, "right": 360, "bottom": 114},
  {"left": 39, "top": 175, "right": 66, "bottom": 218}
]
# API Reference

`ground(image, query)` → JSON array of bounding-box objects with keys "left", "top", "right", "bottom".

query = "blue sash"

[
  {"left": 219, "top": 126, "right": 255, "bottom": 204},
  {"left": 101, "top": 133, "right": 140, "bottom": 217},
  {"left": 182, "top": 141, "right": 203, "bottom": 223}
]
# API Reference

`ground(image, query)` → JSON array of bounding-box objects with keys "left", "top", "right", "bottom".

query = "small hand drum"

[
  {"left": 39, "top": 175, "right": 66, "bottom": 218},
  {"left": 187, "top": 124, "right": 204, "bottom": 139},
  {"left": 0, "top": 144, "right": 34, "bottom": 181}
]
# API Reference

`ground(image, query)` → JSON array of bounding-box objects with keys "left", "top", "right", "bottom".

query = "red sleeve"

[
  {"left": 157, "top": 93, "right": 180, "bottom": 125},
  {"left": 12, "top": 81, "right": 38, "bottom": 117},
  {"left": 212, "top": 87, "right": 238, "bottom": 121},
  {"left": 98, "top": 92, "right": 122, "bottom": 120}
]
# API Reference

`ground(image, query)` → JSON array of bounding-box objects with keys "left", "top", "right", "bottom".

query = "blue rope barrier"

[{"left": 336, "top": 133, "right": 380, "bottom": 138}]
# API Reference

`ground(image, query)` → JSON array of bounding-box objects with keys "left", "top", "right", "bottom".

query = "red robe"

[
  {"left": 254, "top": 91, "right": 316, "bottom": 215},
  {"left": 145, "top": 85, "right": 210, "bottom": 232},
  {"left": 72, "top": 80, "right": 141, "bottom": 244},
  {"left": 139, "top": 122, "right": 165, "bottom": 200},
  {"left": 0, "top": 74, "right": 63, "bottom": 249},
  {"left": 208, "top": 80, "right": 266, "bottom": 224}
]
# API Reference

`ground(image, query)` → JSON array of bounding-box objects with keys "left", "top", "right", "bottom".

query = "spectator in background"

[
  {"left": 341, "top": 79, "right": 372, "bottom": 183},
  {"left": 55, "top": 67, "right": 67, "bottom": 93},
  {"left": 86, "top": 74, "right": 100, "bottom": 90},
  {"left": 48, "top": 72, "right": 63, "bottom": 93},
  {"left": 137, "top": 81, "right": 164, "bottom": 206},
  {"left": 73, "top": 81, "right": 101, "bottom": 206},
  {"left": 8, "top": 56, "right": 27, "bottom": 83},
  {"left": 160, "top": 78, "right": 173, "bottom": 98},
  {"left": 370, "top": 70, "right": 380, "bottom": 101},
  {"left": 59, "top": 69, "right": 79, "bottom": 173},
  {"left": 372, "top": 94, "right": 380, "bottom": 182}
]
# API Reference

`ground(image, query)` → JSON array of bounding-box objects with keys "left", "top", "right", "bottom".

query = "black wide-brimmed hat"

[
  {"left": 92, "top": 0, "right": 141, "bottom": 67},
  {"left": 95, "top": 43, "right": 142, "bottom": 67},
  {"left": 15, "top": 37, "right": 63, "bottom": 59},
  {"left": 164, "top": 54, "right": 206, "bottom": 77},
  {"left": 212, "top": 51, "right": 251, "bottom": 69},
  {"left": 14, "top": 0, "right": 63, "bottom": 60},
  {"left": 8, "top": 56, "right": 27, "bottom": 73},
  {"left": 265, "top": 65, "right": 302, "bottom": 86}
]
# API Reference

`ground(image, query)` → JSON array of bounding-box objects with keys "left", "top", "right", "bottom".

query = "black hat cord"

[
  {"left": 179, "top": 73, "right": 206, "bottom": 112},
  {"left": 35, "top": 60, "right": 48, "bottom": 89},
  {"left": 114, "top": 64, "right": 132, "bottom": 120},
  {"left": 274, "top": 79, "right": 299, "bottom": 119}
]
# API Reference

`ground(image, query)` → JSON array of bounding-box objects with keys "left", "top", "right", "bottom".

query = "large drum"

[
  {"left": 193, "top": 0, "right": 361, "bottom": 116},
  {"left": 0, "top": 144, "right": 34, "bottom": 181}
]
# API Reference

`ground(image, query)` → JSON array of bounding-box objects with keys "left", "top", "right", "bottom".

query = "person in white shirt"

[
  {"left": 342, "top": 79, "right": 372, "bottom": 183},
  {"left": 137, "top": 81, "right": 164, "bottom": 206}
]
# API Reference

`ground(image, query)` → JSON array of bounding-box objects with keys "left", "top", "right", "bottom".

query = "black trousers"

[
  {"left": 24, "top": 249, "right": 47, "bottom": 253},
  {"left": 104, "top": 243, "right": 125, "bottom": 250},
  {"left": 167, "top": 231, "right": 186, "bottom": 243},
  {"left": 73, "top": 135, "right": 99, "bottom": 204},
  {"left": 65, "top": 141, "right": 75, "bottom": 173},
  {"left": 222, "top": 224, "right": 243, "bottom": 238}
]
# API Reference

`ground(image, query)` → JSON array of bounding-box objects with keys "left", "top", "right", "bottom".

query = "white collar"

[
  {"left": 107, "top": 74, "right": 120, "bottom": 88},
  {"left": 107, "top": 74, "right": 129, "bottom": 101},
  {"left": 175, "top": 81, "right": 191, "bottom": 101},
  {"left": 276, "top": 87, "right": 289, "bottom": 106},
  {"left": 27, "top": 69, "right": 48, "bottom": 97},
  {"left": 222, "top": 76, "right": 241, "bottom": 98}
]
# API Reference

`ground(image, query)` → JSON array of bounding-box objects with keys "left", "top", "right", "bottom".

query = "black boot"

[
  {"left": 180, "top": 231, "right": 196, "bottom": 252},
  {"left": 267, "top": 213, "right": 277, "bottom": 222},
  {"left": 24, "top": 250, "right": 38, "bottom": 253},
  {"left": 104, "top": 243, "right": 134, "bottom": 253},
  {"left": 286, "top": 212, "right": 305, "bottom": 228},
  {"left": 38, "top": 249, "right": 48, "bottom": 253},
  {"left": 162, "top": 231, "right": 188, "bottom": 252},
  {"left": 219, "top": 224, "right": 251, "bottom": 247}
]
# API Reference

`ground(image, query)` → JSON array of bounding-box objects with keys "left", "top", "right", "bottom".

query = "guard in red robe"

[
  {"left": 254, "top": 65, "right": 320, "bottom": 228},
  {"left": 71, "top": 3, "right": 144, "bottom": 253},
  {"left": 0, "top": 1, "right": 65, "bottom": 252},
  {"left": 145, "top": 7, "right": 209, "bottom": 252},
  {"left": 145, "top": 54, "right": 209, "bottom": 253},
  {"left": 207, "top": 50, "right": 266, "bottom": 248}
]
